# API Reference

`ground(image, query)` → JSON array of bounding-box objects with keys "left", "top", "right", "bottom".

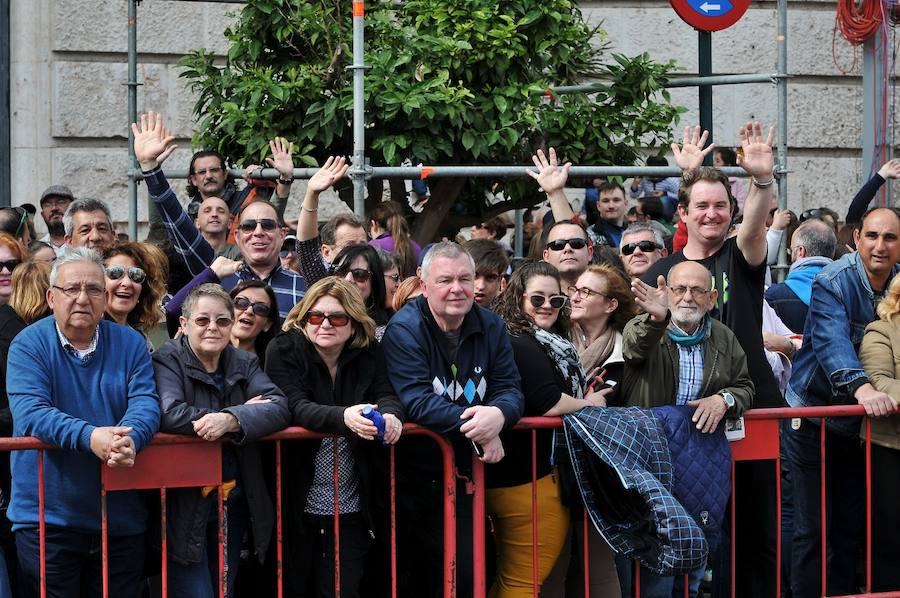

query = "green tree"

[{"left": 180, "top": 0, "right": 683, "bottom": 242}]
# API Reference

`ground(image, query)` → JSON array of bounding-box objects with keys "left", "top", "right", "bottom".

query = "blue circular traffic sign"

[{"left": 669, "top": 0, "right": 751, "bottom": 32}]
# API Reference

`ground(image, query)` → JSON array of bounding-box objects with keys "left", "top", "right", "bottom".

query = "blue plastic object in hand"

[{"left": 362, "top": 406, "right": 388, "bottom": 446}]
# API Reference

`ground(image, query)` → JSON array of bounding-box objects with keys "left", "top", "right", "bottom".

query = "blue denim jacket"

[{"left": 786, "top": 251, "right": 899, "bottom": 435}]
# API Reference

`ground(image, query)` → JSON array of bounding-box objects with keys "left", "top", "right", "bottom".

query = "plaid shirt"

[
  {"left": 55, "top": 322, "right": 99, "bottom": 365},
  {"left": 675, "top": 344, "right": 704, "bottom": 405}
]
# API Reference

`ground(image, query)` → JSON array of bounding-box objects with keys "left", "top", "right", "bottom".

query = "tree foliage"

[{"left": 180, "top": 0, "right": 684, "bottom": 241}]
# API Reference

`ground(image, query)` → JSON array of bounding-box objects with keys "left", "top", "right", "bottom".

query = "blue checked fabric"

[
  {"left": 562, "top": 406, "right": 709, "bottom": 576},
  {"left": 675, "top": 344, "right": 704, "bottom": 405}
]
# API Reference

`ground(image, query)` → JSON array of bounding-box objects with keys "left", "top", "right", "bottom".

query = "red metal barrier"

[{"left": 4, "top": 405, "right": 894, "bottom": 598}]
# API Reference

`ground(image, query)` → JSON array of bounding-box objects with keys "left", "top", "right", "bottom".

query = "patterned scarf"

[{"left": 532, "top": 326, "right": 587, "bottom": 399}]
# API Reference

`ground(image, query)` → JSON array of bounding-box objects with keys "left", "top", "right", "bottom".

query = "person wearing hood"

[{"left": 765, "top": 219, "right": 837, "bottom": 334}]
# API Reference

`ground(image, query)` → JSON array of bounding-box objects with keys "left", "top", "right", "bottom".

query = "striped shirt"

[{"left": 675, "top": 344, "right": 704, "bottom": 405}]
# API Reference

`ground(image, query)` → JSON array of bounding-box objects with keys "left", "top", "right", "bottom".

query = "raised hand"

[
  {"left": 878, "top": 159, "right": 900, "bottom": 180},
  {"left": 631, "top": 275, "right": 669, "bottom": 321},
  {"left": 671, "top": 125, "right": 715, "bottom": 172},
  {"left": 210, "top": 256, "right": 243, "bottom": 279},
  {"left": 307, "top": 156, "right": 349, "bottom": 194},
  {"left": 266, "top": 137, "right": 295, "bottom": 180},
  {"left": 737, "top": 121, "right": 776, "bottom": 179},
  {"left": 131, "top": 111, "right": 177, "bottom": 170},
  {"left": 527, "top": 148, "right": 571, "bottom": 195}
]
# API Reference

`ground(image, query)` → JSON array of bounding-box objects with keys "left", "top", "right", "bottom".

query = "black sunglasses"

[
  {"left": 545, "top": 237, "right": 588, "bottom": 252},
  {"left": 105, "top": 265, "right": 147, "bottom": 284},
  {"left": 0, "top": 259, "right": 21, "bottom": 273},
  {"left": 799, "top": 209, "right": 824, "bottom": 223},
  {"left": 233, "top": 296, "right": 272, "bottom": 318},
  {"left": 335, "top": 264, "right": 372, "bottom": 282},
  {"left": 527, "top": 294, "right": 568, "bottom": 309},
  {"left": 303, "top": 311, "right": 351, "bottom": 327},
  {"left": 621, "top": 240, "right": 661, "bottom": 256},
  {"left": 238, "top": 218, "right": 278, "bottom": 233}
]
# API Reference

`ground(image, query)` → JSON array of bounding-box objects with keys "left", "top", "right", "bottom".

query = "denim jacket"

[{"left": 786, "top": 251, "right": 899, "bottom": 436}]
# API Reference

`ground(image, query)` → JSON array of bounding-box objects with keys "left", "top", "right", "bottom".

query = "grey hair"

[
  {"left": 182, "top": 283, "right": 234, "bottom": 320},
  {"left": 420, "top": 241, "right": 475, "bottom": 280},
  {"left": 49, "top": 246, "right": 104, "bottom": 287},
  {"left": 792, "top": 219, "right": 837, "bottom": 259},
  {"left": 620, "top": 222, "right": 666, "bottom": 250},
  {"left": 63, "top": 198, "right": 113, "bottom": 237}
]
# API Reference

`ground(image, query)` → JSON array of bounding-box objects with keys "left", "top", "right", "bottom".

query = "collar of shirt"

[
  {"left": 55, "top": 320, "right": 99, "bottom": 362},
  {"left": 239, "top": 262, "right": 281, "bottom": 283}
]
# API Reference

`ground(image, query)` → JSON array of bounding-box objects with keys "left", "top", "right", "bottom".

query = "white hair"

[
  {"left": 49, "top": 246, "right": 104, "bottom": 287},
  {"left": 420, "top": 242, "right": 475, "bottom": 280}
]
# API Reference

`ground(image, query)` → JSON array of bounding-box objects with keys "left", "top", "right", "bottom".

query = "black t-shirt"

[
  {"left": 485, "top": 333, "right": 562, "bottom": 489},
  {"left": 642, "top": 237, "right": 783, "bottom": 408}
]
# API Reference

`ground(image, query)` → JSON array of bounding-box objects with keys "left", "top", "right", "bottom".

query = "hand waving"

[
  {"left": 737, "top": 121, "right": 776, "bottom": 179},
  {"left": 631, "top": 275, "right": 669, "bottom": 321},
  {"left": 132, "top": 112, "right": 177, "bottom": 170},
  {"left": 266, "top": 137, "right": 295, "bottom": 180},
  {"left": 527, "top": 148, "right": 571, "bottom": 195},
  {"left": 671, "top": 125, "right": 715, "bottom": 172},
  {"left": 307, "top": 156, "right": 349, "bottom": 194}
]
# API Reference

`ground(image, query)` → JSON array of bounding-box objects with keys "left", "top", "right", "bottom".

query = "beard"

[
  {"left": 671, "top": 305, "right": 704, "bottom": 330},
  {"left": 47, "top": 220, "right": 65, "bottom": 237}
]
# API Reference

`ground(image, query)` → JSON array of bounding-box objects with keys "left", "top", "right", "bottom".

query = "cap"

[
  {"left": 20, "top": 203, "right": 37, "bottom": 216},
  {"left": 40, "top": 185, "right": 74, "bottom": 205}
]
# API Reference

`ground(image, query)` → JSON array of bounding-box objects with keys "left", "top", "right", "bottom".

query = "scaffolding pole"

[
  {"left": 773, "top": 0, "right": 790, "bottom": 281},
  {"left": 547, "top": 73, "right": 779, "bottom": 96},
  {"left": 126, "top": 0, "right": 140, "bottom": 240},
  {"left": 349, "top": 0, "right": 367, "bottom": 216}
]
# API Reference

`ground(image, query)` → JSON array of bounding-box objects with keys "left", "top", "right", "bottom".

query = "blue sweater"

[{"left": 7, "top": 319, "right": 160, "bottom": 535}]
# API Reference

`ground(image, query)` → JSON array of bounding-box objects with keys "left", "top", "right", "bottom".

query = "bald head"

[
  {"left": 669, "top": 261, "right": 712, "bottom": 287},
  {"left": 667, "top": 261, "right": 717, "bottom": 332}
]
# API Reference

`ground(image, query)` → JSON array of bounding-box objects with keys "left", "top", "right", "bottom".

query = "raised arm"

[
  {"left": 527, "top": 148, "right": 576, "bottom": 222},
  {"left": 671, "top": 125, "right": 716, "bottom": 173},
  {"left": 846, "top": 160, "right": 900, "bottom": 224},
  {"left": 297, "top": 156, "right": 349, "bottom": 242},
  {"left": 735, "top": 122, "right": 776, "bottom": 267}
]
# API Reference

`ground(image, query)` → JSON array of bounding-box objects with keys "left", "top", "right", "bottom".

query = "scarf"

[
  {"left": 666, "top": 315, "right": 711, "bottom": 347},
  {"left": 572, "top": 323, "right": 617, "bottom": 372},
  {"left": 785, "top": 256, "right": 832, "bottom": 306},
  {"left": 532, "top": 326, "right": 587, "bottom": 400}
]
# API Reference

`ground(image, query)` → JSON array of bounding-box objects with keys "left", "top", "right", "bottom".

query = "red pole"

[
  {"left": 160, "top": 488, "right": 168, "bottom": 598},
  {"left": 276, "top": 441, "right": 283, "bottom": 598},
  {"left": 531, "top": 429, "right": 538, "bottom": 597},
  {"left": 730, "top": 460, "right": 736, "bottom": 598},
  {"left": 101, "top": 484, "right": 108, "bottom": 598},
  {"left": 390, "top": 445, "right": 397, "bottom": 598},
  {"left": 865, "top": 418, "right": 872, "bottom": 593},
  {"left": 472, "top": 455, "right": 486, "bottom": 598},
  {"left": 583, "top": 517, "right": 589, "bottom": 597},
  {"left": 218, "top": 483, "right": 225, "bottom": 598},
  {"left": 775, "top": 456, "right": 782, "bottom": 598},
  {"left": 333, "top": 440, "right": 341, "bottom": 598},
  {"left": 820, "top": 419, "right": 827, "bottom": 595},
  {"left": 38, "top": 450, "right": 45, "bottom": 598}
]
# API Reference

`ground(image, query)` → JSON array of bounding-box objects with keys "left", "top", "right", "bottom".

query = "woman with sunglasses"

[
  {"left": 377, "top": 249, "right": 401, "bottom": 313},
  {"left": 490, "top": 261, "right": 616, "bottom": 598},
  {"left": 229, "top": 279, "right": 280, "bottom": 366},
  {"left": 0, "top": 233, "right": 25, "bottom": 306},
  {"left": 568, "top": 263, "right": 639, "bottom": 407},
  {"left": 265, "top": 277, "right": 404, "bottom": 598},
  {"left": 153, "top": 283, "right": 289, "bottom": 598},
  {"left": 102, "top": 242, "right": 164, "bottom": 340}
]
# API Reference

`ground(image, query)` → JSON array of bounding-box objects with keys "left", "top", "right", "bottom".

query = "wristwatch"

[{"left": 721, "top": 392, "right": 736, "bottom": 409}]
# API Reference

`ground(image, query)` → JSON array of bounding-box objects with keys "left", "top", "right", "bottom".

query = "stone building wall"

[{"left": 9, "top": 0, "right": 894, "bottom": 236}]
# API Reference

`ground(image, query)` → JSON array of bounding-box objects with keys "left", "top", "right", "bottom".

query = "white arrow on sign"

[{"left": 700, "top": 2, "right": 721, "bottom": 11}]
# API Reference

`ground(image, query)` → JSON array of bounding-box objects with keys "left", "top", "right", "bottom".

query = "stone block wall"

[{"left": 9, "top": 0, "right": 895, "bottom": 237}]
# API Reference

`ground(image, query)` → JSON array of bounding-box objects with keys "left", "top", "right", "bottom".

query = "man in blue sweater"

[
  {"left": 382, "top": 241, "right": 523, "bottom": 598},
  {"left": 7, "top": 247, "right": 160, "bottom": 597}
]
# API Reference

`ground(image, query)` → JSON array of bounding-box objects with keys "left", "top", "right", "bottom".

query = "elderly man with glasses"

[{"left": 6, "top": 247, "right": 160, "bottom": 597}]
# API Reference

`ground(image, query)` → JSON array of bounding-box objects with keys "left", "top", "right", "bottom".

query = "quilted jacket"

[{"left": 562, "top": 405, "right": 731, "bottom": 576}]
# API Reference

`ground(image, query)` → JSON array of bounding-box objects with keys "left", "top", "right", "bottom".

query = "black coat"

[
  {"left": 264, "top": 330, "right": 405, "bottom": 535},
  {"left": 152, "top": 337, "right": 290, "bottom": 565}
]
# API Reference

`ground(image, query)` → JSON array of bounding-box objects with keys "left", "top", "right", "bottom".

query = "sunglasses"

[
  {"left": 0, "top": 259, "right": 20, "bottom": 273},
  {"left": 545, "top": 237, "right": 588, "bottom": 252},
  {"left": 527, "top": 294, "right": 568, "bottom": 309},
  {"left": 621, "top": 240, "right": 661, "bottom": 256},
  {"left": 336, "top": 265, "right": 372, "bottom": 282},
  {"left": 303, "top": 311, "right": 351, "bottom": 327},
  {"left": 105, "top": 265, "right": 147, "bottom": 284},
  {"left": 233, "top": 296, "right": 272, "bottom": 318},
  {"left": 238, "top": 218, "right": 278, "bottom": 233},
  {"left": 191, "top": 315, "right": 233, "bottom": 328},
  {"left": 799, "top": 209, "right": 824, "bottom": 223}
]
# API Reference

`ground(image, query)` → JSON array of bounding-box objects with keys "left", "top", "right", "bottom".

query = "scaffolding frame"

[{"left": 125, "top": 0, "right": 790, "bottom": 271}]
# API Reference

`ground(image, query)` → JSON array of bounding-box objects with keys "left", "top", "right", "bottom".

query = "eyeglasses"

[
  {"left": 799, "top": 209, "right": 824, "bottom": 223},
  {"left": 384, "top": 272, "right": 401, "bottom": 284},
  {"left": 52, "top": 284, "right": 105, "bottom": 299},
  {"left": 233, "top": 296, "right": 272, "bottom": 318},
  {"left": 190, "top": 315, "right": 233, "bottom": 328},
  {"left": 526, "top": 294, "right": 568, "bottom": 309},
  {"left": 105, "top": 265, "right": 147, "bottom": 284},
  {"left": 335, "top": 264, "right": 372, "bottom": 282},
  {"left": 0, "top": 259, "right": 21, "bottom": 273},
  {"left": 621, "top": 240, "right": 662, "bottom": 256},
  {"left": 238, "top": 218, "right": 278, "bottom": 233},
  {"left": 567, "top": 286, "right": 606, "bottom": 299},
  {"left": 40, "top": 197, "right": 71, "bottom": 208},
  {"left": 545, "top": 238, "right": 588, "bottom": 252},
  {"left": 669, "top": 286, "right": 711, "bottom": 298},
  {"left": 303, "top": 311, "right": 351, "bottom": 327},
  {"left": 279, "top": 241, "right": 296, "bottom": 258}
]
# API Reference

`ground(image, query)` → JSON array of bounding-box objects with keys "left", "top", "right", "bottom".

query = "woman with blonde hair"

[
  {"left": 859, "top": 274, "right": 900, "bottom": 590},
  {"left": 9, "top": 260, "right": 51, "bottom": 325},
  {"left": 102, "top": 241, "right": 164, "bottom": 338},
  {"left": 265, "top": 277, "right": 404, "bottom": 597}
]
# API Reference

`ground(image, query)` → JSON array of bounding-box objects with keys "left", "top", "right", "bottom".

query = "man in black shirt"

[{"left": 641, "top": 123, "right": 780, "bottom": 597}]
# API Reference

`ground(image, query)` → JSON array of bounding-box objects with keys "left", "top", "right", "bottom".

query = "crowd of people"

[{"left": 0, "top": 110, "right": 897, "bottom": 598}]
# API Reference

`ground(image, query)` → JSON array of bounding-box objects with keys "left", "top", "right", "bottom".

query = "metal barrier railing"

[{"left": 5, "top": 404, "right": 896, "bottom": 597}]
